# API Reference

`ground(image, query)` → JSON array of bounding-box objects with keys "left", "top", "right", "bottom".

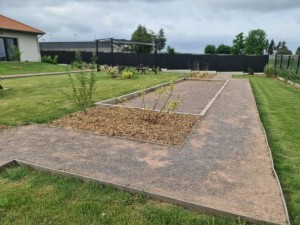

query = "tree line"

[
  {"left": 204, "top": 29, "right": 300, "bottom": 55},
  {"left": 129, "top": 25, "right": 300, "bottom": 55}
]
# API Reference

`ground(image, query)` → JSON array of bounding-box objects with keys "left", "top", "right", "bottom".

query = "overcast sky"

[{"left": 1, "top": 0, "right": 299, "bottom": 53}]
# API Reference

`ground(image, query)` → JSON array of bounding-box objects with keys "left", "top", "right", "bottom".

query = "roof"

[{"left": 0, "top": 14, "right": 45, "bottom": 35}]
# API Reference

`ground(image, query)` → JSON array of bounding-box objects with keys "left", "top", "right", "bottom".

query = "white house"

[{"left": 0, "top": 15, "right": 45, "bottom": 62}]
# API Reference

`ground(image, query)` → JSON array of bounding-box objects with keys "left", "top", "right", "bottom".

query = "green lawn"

[
  {"left": 0, "top": 62, "right": 71, "bottom": 75},
  {"left": 0, "top": 166, "right": 246, "bottom": 225},
  {"left": 244, "top": 76, "right": 300, "bottom": 225},
  {"left": 0, "top": 71, "right": 186, "bottom": 125}
]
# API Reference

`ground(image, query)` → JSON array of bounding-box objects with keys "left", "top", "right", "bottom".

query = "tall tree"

[
  {"left": 156, "top": 29, "right": 166, "bottom": 51},
  {"left": 231, "top": 32, "right": 245, "bottom": 55},
  {"left": 276, "top": 41, "right": 282, "bottom": 50},
  {"left": 296, "top": 46, "right": 300, "bottom": 55},
  {"left": 216, "top": 44, "right": 232, "bottom": 54},
  {"left": 267, "top": 39, "right": 275, "bottom": 55},
  {"left": 244, "top": 29, "right": 268, "bottom": 55},
  {"left": 131, "top": 25, "right": 153, "bottom": 53},
  {"left": 204, "top": 45, "right": 216, "bottom": 54}
]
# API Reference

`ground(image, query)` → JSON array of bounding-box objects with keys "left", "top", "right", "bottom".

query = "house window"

[{"left": 0, "top": 37, "right": 18, "bottom": 61}]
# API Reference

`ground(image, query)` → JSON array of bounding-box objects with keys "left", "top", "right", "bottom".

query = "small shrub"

[
  {"left": 122, "top": 67, "right": 134, "bottom": 79},
  {"left": 106, "top": 67, "right": 119, "bottom": 78},
  {"left": 140, "top": 79, "right": 183, "bottom": 123},
  {"left": 8, "top": 45, "right": 21, "bottom": 61},
  {"left": 264, "top": 64, "right": 277, "bottom": 77},
  {"left": 61, "top": 52, "right": 97, "bottom": 114},
  {"left": 248, "top": 67, "right": 254, "bottom": 75},
  {"left": 41, "top": 55, "right": 58, "bottom": 64}
]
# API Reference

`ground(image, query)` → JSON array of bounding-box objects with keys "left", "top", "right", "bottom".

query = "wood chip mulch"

[{"left": 51, "top": 106, "right": 200, "bottom": 146}]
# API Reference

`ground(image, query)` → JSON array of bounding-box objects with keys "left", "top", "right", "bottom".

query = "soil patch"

[
  {"left": 51, "top": 106, "right": 199, "bottom": 146},
  {"left": 189, "top": 72, "right": 216, "bottom": 79},
  {"left": 0, "top": 125, "right": 10, "bottom": 131}
]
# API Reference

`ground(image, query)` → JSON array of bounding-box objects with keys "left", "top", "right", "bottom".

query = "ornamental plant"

[
  {"left": 106, "top": 67, "right": 119, "bottom": 78},
  {"left": 140, "top": 79, "right": 182, "bottom": 123},
  {"left": 122, "top": 67, "right": 134, "bottom": 79}
]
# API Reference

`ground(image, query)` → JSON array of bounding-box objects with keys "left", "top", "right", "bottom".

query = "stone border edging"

[
  {"left": 95, "top": 77, "right": 186, "bottom": 105},
  {"left": 0, "top": 70, "right": 92, "bottom": 80},
  {"left": 0, "top": 160, "right": 286, "bottom": 225},
  {"left": 250, "top": 80, "right": 291, "bottom": 225}
]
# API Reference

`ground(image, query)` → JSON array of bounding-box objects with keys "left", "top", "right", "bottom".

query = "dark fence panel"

[{"left": 41, "top": 51, "right": 269, "bottom": 72}]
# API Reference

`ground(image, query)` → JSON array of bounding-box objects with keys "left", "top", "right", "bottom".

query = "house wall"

[{"left": 0, "top": 30, "right": 42, "bottom": 62}]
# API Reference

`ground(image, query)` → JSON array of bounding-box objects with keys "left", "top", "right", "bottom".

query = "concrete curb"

[
  {"left": 0, "top": 160, "right": 286, "bottom": 225},
  {"left": 0, "top": 70, "right": 92, "bottom": 80},
  {"left": 95, "top": 77, "right": 186, "bottom": 105}
]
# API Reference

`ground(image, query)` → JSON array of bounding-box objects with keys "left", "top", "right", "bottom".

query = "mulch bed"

[{"left": 51, "top": 106, "right": 200, "bottom": 146}]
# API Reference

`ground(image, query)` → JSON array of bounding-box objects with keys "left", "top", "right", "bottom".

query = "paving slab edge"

[
  {"left": 0, "top": 159, "right": 286, "bottom": 225},
  {"left": 249, "top": 79, "right": 291, "bottom": 225}
]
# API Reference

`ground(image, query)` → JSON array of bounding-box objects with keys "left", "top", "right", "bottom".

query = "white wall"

[{"left": 0, "top": 30, "right": 42, "bottom": 62}]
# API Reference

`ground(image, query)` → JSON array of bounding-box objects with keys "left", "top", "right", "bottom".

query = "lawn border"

[
  {"left": 0, "top": 70, "right": 92, "bottom": 79},
  {"left": 0, "top": 159, "right": 286, "bottom": 225},
  {"left": 248, "top": 78, "right": 291, "bottom": 225}
]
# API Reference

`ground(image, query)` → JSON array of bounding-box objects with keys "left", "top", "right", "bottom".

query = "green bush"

[
  {"left": 264, "top": 64, "right": 277, "bottom": 77},
  {"left": 41, "top": 55, "right": 58, "bottom": 64},
  {"left": 106, "top": 67, "right": 119, "bottom": 78},
  {"left": 122, "top": 67, "right": 134, "bottom": 79}
]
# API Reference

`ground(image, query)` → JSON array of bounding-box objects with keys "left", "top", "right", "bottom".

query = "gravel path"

[
  {"left": 0, "top": 76, "right": 288, "bottom": 224},
  {"left": 119, "top": 80, "right": 225, "bottom": 114}
]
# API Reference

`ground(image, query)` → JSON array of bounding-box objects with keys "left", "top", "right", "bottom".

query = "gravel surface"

[
  {"left": 0, "top": 76, "right": 288, "bottom": 224},
  {"left": 119, "top": 80, "right": 225, "bottom": 114}
]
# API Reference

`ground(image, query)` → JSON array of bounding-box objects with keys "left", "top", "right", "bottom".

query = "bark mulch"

[{"left": 51, "top": 106, "right": 200, "bottom": 146}]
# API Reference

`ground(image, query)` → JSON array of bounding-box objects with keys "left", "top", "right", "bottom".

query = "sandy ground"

[{"left": 0, "top": 76, "right": 288, "bottom": 224}]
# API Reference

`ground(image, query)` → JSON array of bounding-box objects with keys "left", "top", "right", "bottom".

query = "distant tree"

[
  {"left": 166, "top": 45, "right": 175, "bottom": 54},
  {"left": 275, "top": 41, "right": 282, "bottom": 51},
  {"left": 277, "top": 48, "right": 292, "bottom": 55},
  {"left": 156, "top": 29, "right": 166, "bottom": 51},
  {"left": 204, "top": 45, "right": 216, "bottom": 54},
  {"left": 216, "top": 44, "right": 232, "bottom": 54},
  {"left": 282, "top": 41, "right": 287, "bottom": 49},
  {"left": 131, "top": 25, "right": 153, "bottom": 53},
  {"left": 296, "top": 46, "right": 300, "bottom": 55},
  {"left": 267, "top": 39, "right": 275, "bottom": 55},
  {"left": 231, "top": 32, "right": 245, "bottom": 55},
  {"left": 244, "top": 29, "right": 268, "bottom": 55},
  {"left": 276, "top": 41, "right": 292, "bottom": 55}
]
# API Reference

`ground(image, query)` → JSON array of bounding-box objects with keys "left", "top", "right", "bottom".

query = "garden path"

[{"left": 0, "top": 75, "right": 288, "bottom": 225}]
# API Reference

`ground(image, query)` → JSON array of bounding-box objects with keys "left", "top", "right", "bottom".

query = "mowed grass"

[
  {"left": 0, "top": 71, "right": 186, "bottom": 125},
  {"left": 0, "top": 62, "right": 71, "bottom": 75},
  {"left": 245, "top": 76, "right": 300, "bottom": 225},
  {"left": 0, "top": 166, "right": 246, "bottom": 225}
]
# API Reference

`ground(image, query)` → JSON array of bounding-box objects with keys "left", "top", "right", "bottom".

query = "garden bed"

[{"left": 51, "top": 106, "right": 199, "bottom": 146}]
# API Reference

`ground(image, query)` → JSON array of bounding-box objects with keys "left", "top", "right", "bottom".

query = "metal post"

[
  {"left": 154, "top": 39, "right": 158, "bottom": 74},
  {"left": 274, "top": 54, "right": 277, "bottom": 68},
  {"left": 96, "top": 40, "right": 99, "bottom": 72},
  {"left": 287, "top": 55, "right": 290, "bottom": 70},
  {"left": 296, "top": 55, "right": 300, "bottom": 74},
  {"left": 280, "top": 55, "right": 283, "bottom": 69},
  {"left": 110, "top": 38, "right": 114, "bottom": 67}
]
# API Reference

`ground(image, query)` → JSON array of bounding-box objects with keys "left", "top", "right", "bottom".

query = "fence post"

[
  {"left": 110, "top": 38, "right": 114, "bottom": 67},
  {"left": 280, "top": 55, "right": 283, "bottom": 69},
  {"left": 297, "top": 55, "right": 300, "bottom": 74},
  {"left": 274, "top": 54, "right": 277, "bottom": 68},
  {"left": 287, "top": 55, "right": 291, "bottom": 70}
]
